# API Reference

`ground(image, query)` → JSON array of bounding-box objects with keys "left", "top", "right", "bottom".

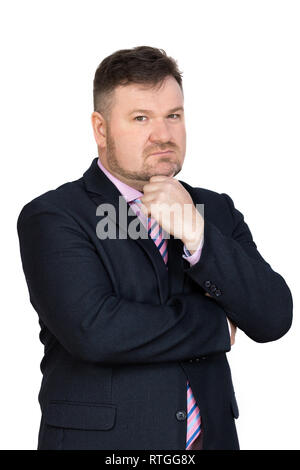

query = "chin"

[{"left": 155, "top": 160, "right": 178, "bottom": 173}]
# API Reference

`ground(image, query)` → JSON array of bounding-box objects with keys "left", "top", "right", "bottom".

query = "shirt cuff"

[{"left": 182, "top": 235, "right": 204, "bottom": 266}]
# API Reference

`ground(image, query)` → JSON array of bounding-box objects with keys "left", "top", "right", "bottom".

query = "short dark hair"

[{"left": 93, "top": 46, "right": 183, "bottom": 119}]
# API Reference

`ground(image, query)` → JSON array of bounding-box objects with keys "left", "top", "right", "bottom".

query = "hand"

[
  {"left": 228, "top": 318, "right": 237, "bottom": 346},
  {"left": 141, "top": 175, "right": 204, "bottom": 250},
  {"left": 205, "top": 292, "right": 237, "bottom": 346}
]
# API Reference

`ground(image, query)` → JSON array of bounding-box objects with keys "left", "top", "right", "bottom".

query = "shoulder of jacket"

[
  {"left": 178, "top": 179, "right": 229, "bottom": 203},
  {"left": 17, "top": 177, "right": 84, "bottom": 225}
]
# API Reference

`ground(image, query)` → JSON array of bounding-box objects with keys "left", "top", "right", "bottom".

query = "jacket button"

[
  {"left": 215, "top": 289, "right": 221, "bottom": 296},
  {"left": 176, "top": 410, "right": 187, "bottom": 421},
  {"left": 210, "top": 284, "right": 217, "bottom": 293},
  {"left": 204, "top": 280, "right": 211, "bottom": 288},
  {"left": 189, "top": 359, "right": 194, "bottom": 363},
  {"left": 195, "top": 357, "right": 200, "bottom": 362},
  {"left": 201, "top": 356, "right": 207, "bottom": 360}
]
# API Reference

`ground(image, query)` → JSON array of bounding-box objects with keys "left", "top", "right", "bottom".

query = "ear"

[{"left": 91, "top": 111, "right": 107, "bottom": 147}]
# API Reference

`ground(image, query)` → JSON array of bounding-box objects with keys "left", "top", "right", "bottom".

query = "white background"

[{"left": 1, "top": 0, "right": 299, "bottom": 450}]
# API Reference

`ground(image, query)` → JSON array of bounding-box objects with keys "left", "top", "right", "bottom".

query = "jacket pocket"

[
  {"left": 44, "top": 401, "right": 117, "bottom": 430},
  {"left": 230, "top": 394, "right": 239, "bottom": 419}
]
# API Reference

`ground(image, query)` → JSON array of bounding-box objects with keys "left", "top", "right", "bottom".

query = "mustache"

[{"left": 145, "top": 143, "right": 177, "bottom": 155}]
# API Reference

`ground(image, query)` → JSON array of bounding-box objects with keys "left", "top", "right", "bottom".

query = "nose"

[{"left": 148, "top": 118, "right": 172, "bottom": 144}]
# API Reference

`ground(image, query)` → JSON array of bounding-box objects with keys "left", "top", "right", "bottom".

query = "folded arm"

[
  {"left": 17, "top": 199, "right": 231, "bottom": 365},
  {"left": 184, "top": 192, "right": 293, "bottom": 343}
]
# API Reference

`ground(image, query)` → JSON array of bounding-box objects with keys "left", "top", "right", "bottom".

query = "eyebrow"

[{"left": 128, "top": 106, "right": 184, "bottom": 116}]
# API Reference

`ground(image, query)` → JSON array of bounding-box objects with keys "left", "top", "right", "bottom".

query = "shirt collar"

[{"left": 97, "top": 157, "right": 143, "bottom": 203}]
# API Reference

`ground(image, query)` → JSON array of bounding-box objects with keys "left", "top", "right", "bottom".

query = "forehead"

[{"left": 113, "top": 76, "right": 183, "bottom": 112}]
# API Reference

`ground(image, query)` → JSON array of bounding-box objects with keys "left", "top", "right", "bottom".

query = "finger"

[
  {"left": 229, "top": 320, "right": 237, "bottom": 334},
  {"left": 140, "top": 195, "right": 156, "bottom": 208},
  {"left": 204, "top": 292, "right": 213, "bottom": 298},
  {"left": 149, "top": 175, "right": 171, "bottom": 182},
  {"left": 143, "top": 183, "right": 161, "bottom": 194},
  {"left": 230, "top": 325, "right": 237, "bottom": 346}
]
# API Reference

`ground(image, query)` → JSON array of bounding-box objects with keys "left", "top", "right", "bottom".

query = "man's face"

[{"left": 92, "top": 75, "right": 186, "bottom": 191}]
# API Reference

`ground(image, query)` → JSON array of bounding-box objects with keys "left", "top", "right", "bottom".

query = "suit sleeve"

[
  {"left": 17, "top": 198, "right": 231, "bottom": 365},
  {"left": 184, "top": 192, "right": 293, "bottom": 343}
]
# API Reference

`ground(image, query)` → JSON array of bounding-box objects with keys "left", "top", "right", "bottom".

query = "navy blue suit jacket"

[{"left": 17, "top": 157, "right": 293, "bottom": 450}]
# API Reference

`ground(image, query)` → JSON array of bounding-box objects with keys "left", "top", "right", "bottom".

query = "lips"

[{"left": 150, "top": 150, "right": 173, "bottom": 156}]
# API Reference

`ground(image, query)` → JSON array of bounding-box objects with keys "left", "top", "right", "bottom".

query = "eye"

[
  {"left": 168, "top": 114, "right": 181, "bottom": 119},
  {"left": 134, "top": 116, "right": 147, "bottom": 122}
]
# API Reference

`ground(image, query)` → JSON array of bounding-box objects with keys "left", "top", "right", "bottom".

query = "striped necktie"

[{"left": 130, "top": 197, "right": 202, "bottom": 450}]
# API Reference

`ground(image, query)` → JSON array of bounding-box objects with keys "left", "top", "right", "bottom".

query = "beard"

[{"left": 104, "top": 125, "right": 182, "bottom": 183}]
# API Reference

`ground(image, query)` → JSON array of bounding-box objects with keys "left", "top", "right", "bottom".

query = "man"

[{"left": 17, "top": 46, "right": 293, "bottom": 450}]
